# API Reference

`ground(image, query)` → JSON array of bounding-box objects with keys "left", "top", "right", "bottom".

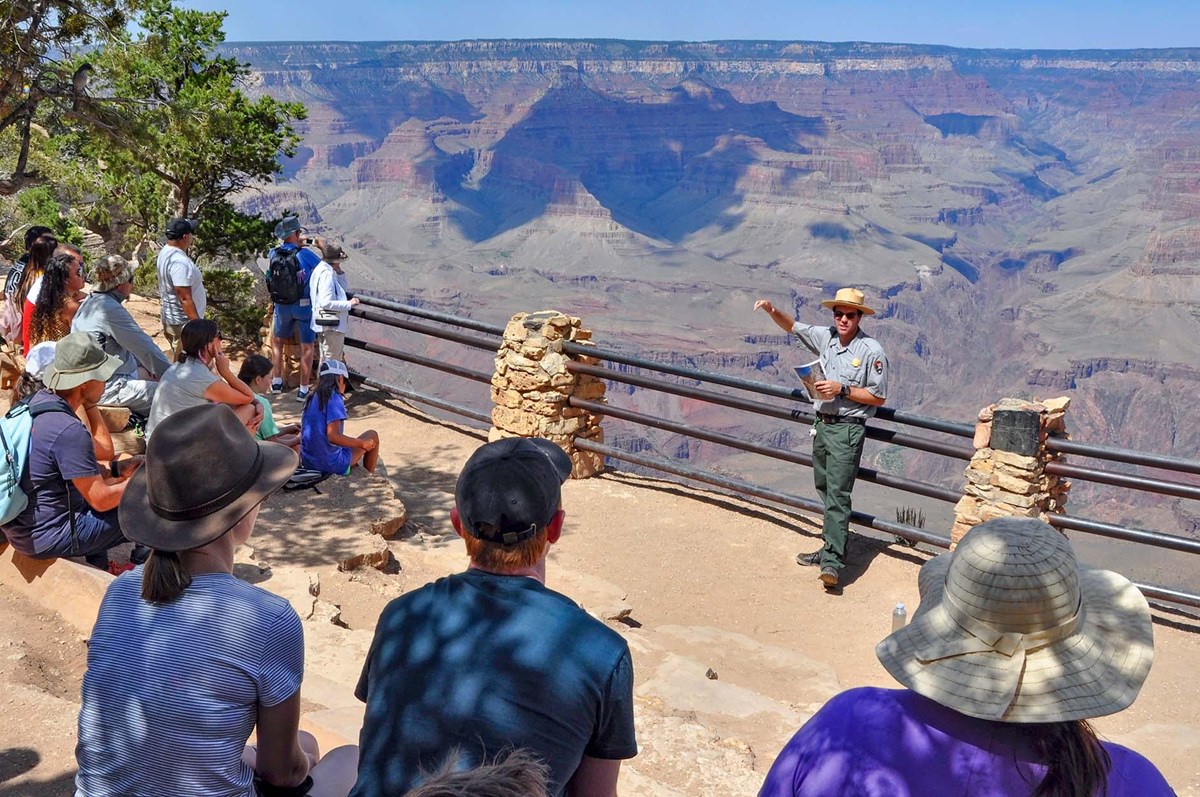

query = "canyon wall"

[{"left": 225, "top": 40, "right": 1200, "bottom": 551}]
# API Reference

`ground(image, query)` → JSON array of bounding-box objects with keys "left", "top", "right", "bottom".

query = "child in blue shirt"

[{"left": 299, "top": 360, "right": 379, "bottom": 475}]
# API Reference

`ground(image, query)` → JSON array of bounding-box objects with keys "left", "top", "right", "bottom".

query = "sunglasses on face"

[{"left": 832, "top": 310, "right": 860, "bottom": 319}]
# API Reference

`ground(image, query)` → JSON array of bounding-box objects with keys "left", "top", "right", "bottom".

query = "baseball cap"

[
  {"left": 165, "top": 218, "right": 197, "bottom": 239},
  {"left": 24, "top": 341, "right": 57, "bottom": 381},
  {"left": 274, "top": 215, "right": 304, "bottom": 239},
  {"left": 455, "top": 438, "right": 572, "bottom": 545},
  {"left": 319, "top": 359, "right": 349, "bottom": 378}
]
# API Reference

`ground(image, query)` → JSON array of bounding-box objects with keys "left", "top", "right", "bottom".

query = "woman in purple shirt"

[{"left": 760, "top": 517, "right": 1176, "bottom": 797}]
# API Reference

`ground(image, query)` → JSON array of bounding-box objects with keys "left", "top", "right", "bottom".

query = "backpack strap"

[{"left": 27, "top": 399, "right": 87, "bottom": 553}]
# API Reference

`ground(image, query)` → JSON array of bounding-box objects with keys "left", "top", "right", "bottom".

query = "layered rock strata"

[{"left": 489, "top": 311, "right": 606, "bottom": 477}]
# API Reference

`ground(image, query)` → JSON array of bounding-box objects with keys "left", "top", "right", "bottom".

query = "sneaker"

[
  {"left": 270, "top": 379, "right": 283, "bottom": 394},
  {"left": 819, "top": 566, "right": 839, "bottom": 588},
  {"left": 296, "top": 387, "right": 310, "bottom": 402},
  {"left": 796, "top": 550, "right": 822, "bottom": 567}
]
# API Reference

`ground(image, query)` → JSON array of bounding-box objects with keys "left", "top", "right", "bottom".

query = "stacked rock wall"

[
  {"left": 951, "top": 396, "right": 1071, "bottom": 545},
  {"left": 490, "top": 310, "right": 606, "bottom": 478}
]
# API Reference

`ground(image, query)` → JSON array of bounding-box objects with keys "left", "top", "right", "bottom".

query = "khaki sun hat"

[
  {"left": 876, "top": 516, "right": 1153, "bottom": 723},
  {"left": 820, "top": 287, "right": 875, "bottom": 315},
  {"left": 119, "top": 404, "right": 297, "bottom": 552},
  {"left": 42, "top": 331, "right": 122, "bottom": 390}
]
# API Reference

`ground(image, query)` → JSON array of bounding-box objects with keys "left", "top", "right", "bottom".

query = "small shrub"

[{"left": 202, "top": 267, "right": 268, "bottom": 347}]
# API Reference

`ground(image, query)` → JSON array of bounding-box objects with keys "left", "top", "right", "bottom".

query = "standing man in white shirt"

[
  {"left": 309, "top": 239, "right": 359, "bottom": 367},
  {"left": 156, "top": 218, "right": 205, "bottom": 359}
]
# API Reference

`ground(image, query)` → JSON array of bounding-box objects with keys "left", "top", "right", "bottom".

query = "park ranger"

[{"left": 754, "top": 288, "right": 888, "bottom": 590}]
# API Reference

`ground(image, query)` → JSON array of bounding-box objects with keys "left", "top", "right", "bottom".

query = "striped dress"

[{"left": 75, "top": 569, "right": 304, "bottom": 797}]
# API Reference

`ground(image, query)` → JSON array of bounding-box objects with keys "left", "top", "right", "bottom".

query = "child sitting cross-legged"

[
  {"left": 300, "top": 359, "right": 379, "bottom": 475},
  {"left": 237, "top": 354, "right": 300, "bottom": 452}
]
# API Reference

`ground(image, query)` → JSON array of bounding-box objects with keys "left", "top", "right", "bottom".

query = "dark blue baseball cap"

[{"left": 455, "top": 437, "right": 572, "bottom": 545}]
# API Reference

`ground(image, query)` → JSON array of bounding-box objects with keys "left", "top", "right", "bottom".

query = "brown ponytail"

[
  {"left": 141, "top": 550, "right": 193, "bottom": 604},
  {"left": 1031, "top": 719, "right": 1112, "bottom": 797}
]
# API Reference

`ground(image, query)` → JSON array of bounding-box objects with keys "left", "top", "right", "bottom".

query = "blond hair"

[{"left": 405, "top": 749, "right": 549, "bottom": 797}]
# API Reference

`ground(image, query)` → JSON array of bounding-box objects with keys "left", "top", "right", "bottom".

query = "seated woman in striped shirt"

[{"left": 74, "top": 404, "right": 358, "bottom": 797}]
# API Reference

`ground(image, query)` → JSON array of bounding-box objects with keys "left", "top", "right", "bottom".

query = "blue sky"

[{"left": 180, "top": 1, "right": 1199, "bottom": 50}]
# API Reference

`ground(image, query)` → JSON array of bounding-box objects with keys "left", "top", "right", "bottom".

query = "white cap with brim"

[
  {"left": 24, "top": 341, "right": 57, "bottom": 381},
  {"left": 42, "top": 331, "right": 122, "bottom": 391}
]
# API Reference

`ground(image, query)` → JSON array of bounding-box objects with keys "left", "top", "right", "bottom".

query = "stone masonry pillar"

[
  {"left": 950, "top": 396, "right": 1072, "bottom": 546},
  {"left": 489, "top": 311, "right": 606, "bottom": 478}
]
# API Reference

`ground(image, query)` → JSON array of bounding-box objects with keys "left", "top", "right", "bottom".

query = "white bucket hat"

[{"left": 876, "top": 516, "right": 1154, "bottom": 723}]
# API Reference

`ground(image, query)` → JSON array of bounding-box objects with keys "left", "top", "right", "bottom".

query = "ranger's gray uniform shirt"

[{"left": 792, "top": 323, "right": 888, "bottom": 418}]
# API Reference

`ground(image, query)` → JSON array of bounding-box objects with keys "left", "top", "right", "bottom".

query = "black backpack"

[{"left": 266, "top": 247, "right": 306, "bottom": 305}]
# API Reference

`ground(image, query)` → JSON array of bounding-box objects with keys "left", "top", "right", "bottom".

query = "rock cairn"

[
  {"left": 951, "top": 396, "right": 1071, "bottom": 545},
  {"left": 490, "top": 311, "right": 606, "bottom": 478}
]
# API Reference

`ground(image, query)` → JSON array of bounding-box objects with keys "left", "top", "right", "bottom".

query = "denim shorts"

[{"left": 273, "top": 303, "right": 316, "bottom": 344}]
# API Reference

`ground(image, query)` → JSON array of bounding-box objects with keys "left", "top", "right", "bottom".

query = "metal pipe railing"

[
  {"left": 345, "top": 338, "right": 492, "bottom": 384},
  {"left": 575, "top": 439, "right": 1200, "bottom": 609},
  {"left": 1045, "top": 461, "right": 1200, "bottom": 502},
  {"left": 1046, "top": 437, "right": 1200, "bottom": 477},
  {"left": 566, "top": 361, "right": 975, "bottom": 461},
  {"left": 560, "top": 340, "right": 977, "bottom": 438},
  {"left": 356, "top": 295, "right": 505, "bottom": 336},
  {"left": 351, "top": 308, "right": 500, "bottom": 352},
  {"left": 574, "top": 438, "right": 951, "bottom": 549},
  {"left": 569, "top": 398, "right": 961, "bottom": 503},
  {"left": 357, "top": 376, "right": 492, "bottom": 426},
  {"left": 346, "top": 298, "right": 1200, "bottom": 480},
  {"left": 1048, "top": 514, "right": 1200, "bottom": 556}
]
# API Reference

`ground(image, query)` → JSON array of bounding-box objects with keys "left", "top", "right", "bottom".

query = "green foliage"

[
  {"left": 131, "top": 256, "right": 157, "bottom": 297},
  {"left": 0, "top": 0, "right": 141, "bottom": 193},
  {"left": 191, "top": 200, "right": 277, "bottom": 264},
  {"left": 61, "top": 0, "right": 306, "bottom": 254},
  {"left": 201, "top": 266, "right": 267, "bottom": 347},
  {"left": 13, "top": 186, "right": 85, "bottom": 245}
]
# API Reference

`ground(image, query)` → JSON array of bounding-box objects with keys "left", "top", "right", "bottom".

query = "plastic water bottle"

[{"left": 891, "top": 602, "right": 907, "bottom": 632}]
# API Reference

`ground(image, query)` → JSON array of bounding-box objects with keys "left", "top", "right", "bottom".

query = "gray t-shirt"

[
  {"left": 156, "top": 245, "right": 206, "bottom": 325},
  {"left": 791, "top": 323, "right": 888, "bottom": 418},
  {"left": 145, "top": 358, "right": 219, "bottom": 439}
]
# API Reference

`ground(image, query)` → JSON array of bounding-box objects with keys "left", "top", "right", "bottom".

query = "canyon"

[{"left": 224, "top": 40, "right": 1200, "bottom": 580}]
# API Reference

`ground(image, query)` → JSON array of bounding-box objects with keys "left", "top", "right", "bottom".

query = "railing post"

[
  {"left": 951, "top": 397, "right": 1072, "bottom": 546},
  {"left": 489, "top": 311, "right": 606, "bottom": 478}
]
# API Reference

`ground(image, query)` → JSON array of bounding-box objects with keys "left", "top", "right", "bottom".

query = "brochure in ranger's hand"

[{"left": 793, "top": 359, "right": 826, "bottom": 401}]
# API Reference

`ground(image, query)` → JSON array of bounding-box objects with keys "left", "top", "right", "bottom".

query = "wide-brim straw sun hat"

[
  {"left": 119, "top": 404, "right": 297, "bottom": 552},
  {"left": 819, "top": 287, "right": 875, "bottom": 315},
  {"left": 876, "top": 516, "right": 1153, "bottom": 723}
]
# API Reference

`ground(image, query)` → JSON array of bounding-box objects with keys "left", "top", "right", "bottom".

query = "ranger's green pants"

[{"left": 813, "top": 419, "right": 866, "bottom": 570}]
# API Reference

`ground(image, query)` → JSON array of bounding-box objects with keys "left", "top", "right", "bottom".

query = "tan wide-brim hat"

[
  {"left": 820, "top": 287, "right": 875, "bottom": 315},
  {"left": 876, "top": 517, "right": 1153, "bottom": 723}
]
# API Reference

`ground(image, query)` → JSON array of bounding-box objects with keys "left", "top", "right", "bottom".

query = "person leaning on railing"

[
  {"left": 754, "top": 288, "right": 888, "bottom": 591},
  {"left": 308, "top": 238, "right": 359, "bottom": 368},
  {"left": 758, "top": 517, "right": 1176, "bottom": 797}
]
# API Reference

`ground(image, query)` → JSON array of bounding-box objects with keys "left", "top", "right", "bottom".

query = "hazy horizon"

[{"left": 179, "top": 0, "right": 1200, "bottom": 51}]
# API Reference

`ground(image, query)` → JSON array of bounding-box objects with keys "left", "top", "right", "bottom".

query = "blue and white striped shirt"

[{"left": 76, "top": 569, "right": 304, "bottom": 797}]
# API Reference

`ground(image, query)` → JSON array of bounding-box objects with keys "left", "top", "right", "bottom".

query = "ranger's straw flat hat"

[
  {"left": 876, "top": 517, "right": 1153, "bottom": 723},
  {"left": 820, "top": 287, "right": 875, "bottom": 315}
]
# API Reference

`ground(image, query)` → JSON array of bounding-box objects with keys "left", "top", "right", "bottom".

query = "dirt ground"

[{"left": 2, "top": 296, "right": 1199, "bottom": 795}]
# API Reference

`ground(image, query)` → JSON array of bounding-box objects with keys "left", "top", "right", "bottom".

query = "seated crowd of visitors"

[{"left": 0, "top": 221, "right": 1180, "bottom": 797}]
